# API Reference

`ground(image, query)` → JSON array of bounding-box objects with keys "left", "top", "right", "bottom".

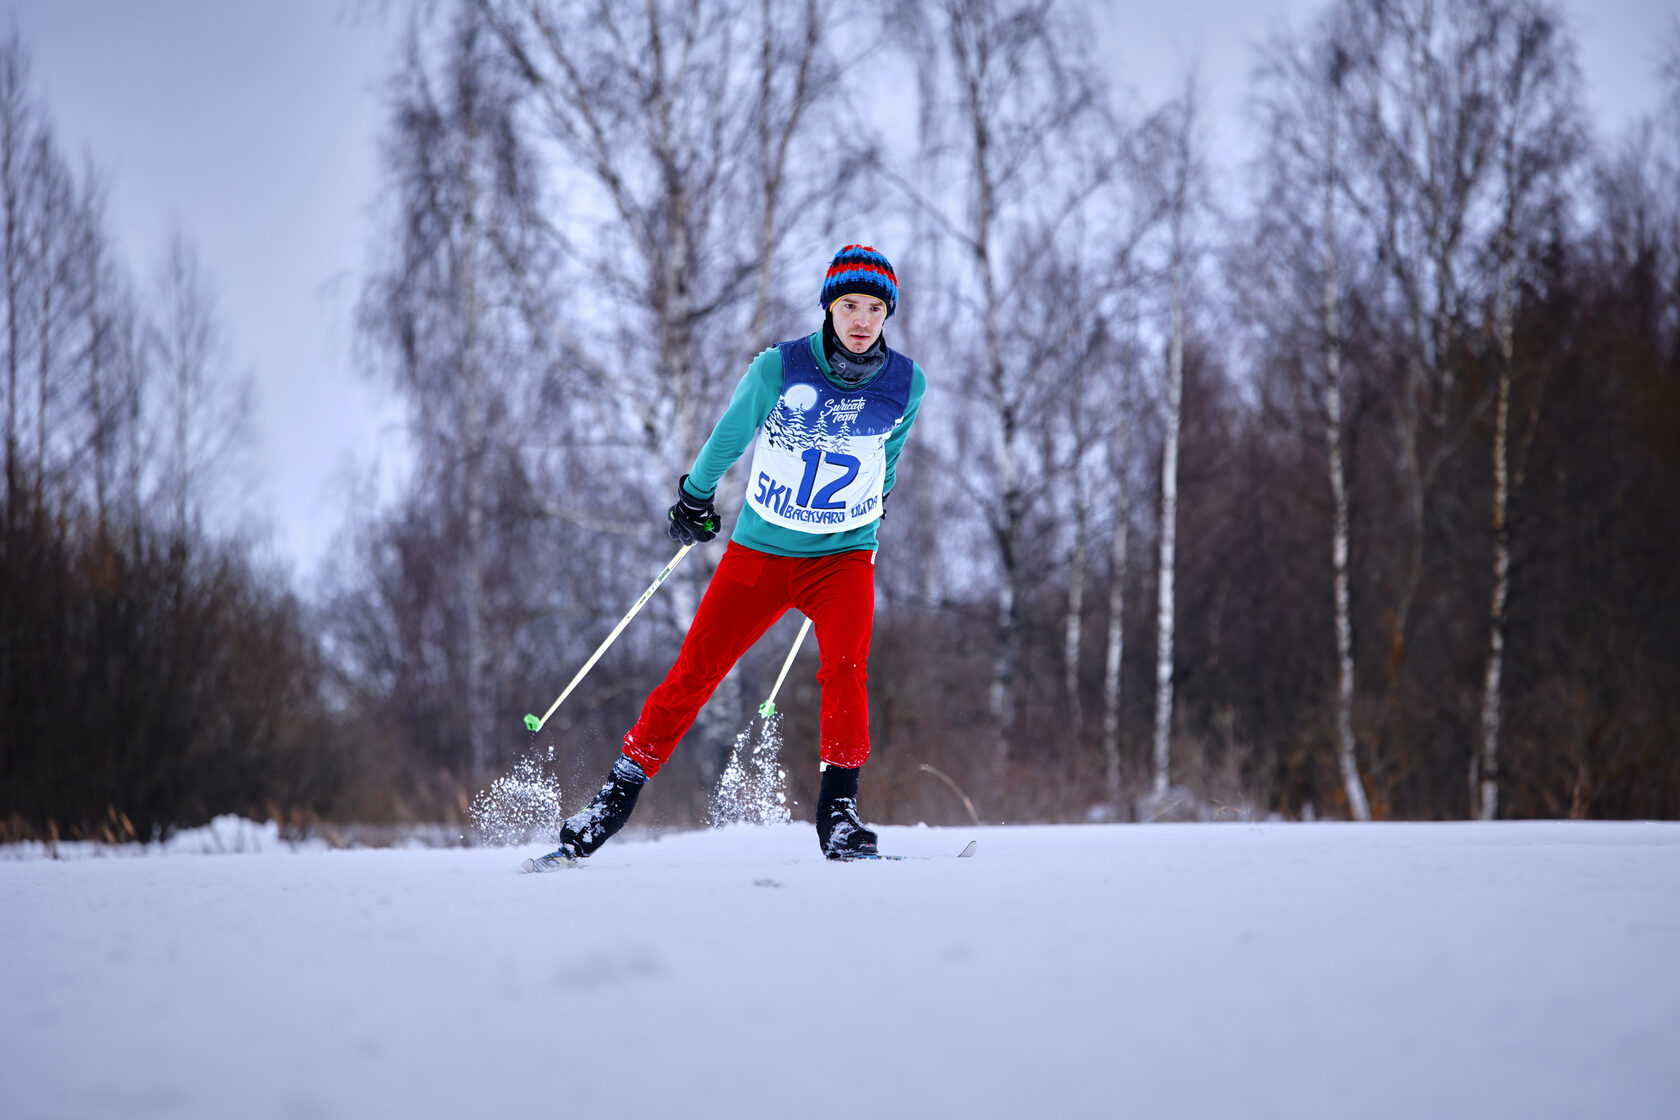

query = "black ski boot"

[
  {"left": 817, "top": 765, "right": 878, "bottom": 860},
  {"left": 526, "top": 757, "right": 647, "bottom": 871}
]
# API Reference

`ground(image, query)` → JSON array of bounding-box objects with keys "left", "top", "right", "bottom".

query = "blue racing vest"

[{"left": 744, "top": 338, "right": 914, "bottom": 534}]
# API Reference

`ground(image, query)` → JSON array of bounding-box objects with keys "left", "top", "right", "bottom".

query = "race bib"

[{"left": 744, "top": 341, "right": 912, "bottom": 534}]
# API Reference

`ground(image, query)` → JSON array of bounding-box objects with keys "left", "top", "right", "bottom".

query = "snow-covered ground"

[{"left": 3, "top": 820, "right": 1677, "bottom": 1119}]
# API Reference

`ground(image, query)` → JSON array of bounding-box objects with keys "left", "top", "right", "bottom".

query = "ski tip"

[
  {"left": 521, "top": 852, "right": 576, "bottom": 873},
  {"left": 958, "top": 840, "right": 977, "bottom": 858}
]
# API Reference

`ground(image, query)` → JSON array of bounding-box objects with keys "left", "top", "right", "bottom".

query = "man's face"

[{"left": 831, "top": 294, "right": 888, "bottom": 354}]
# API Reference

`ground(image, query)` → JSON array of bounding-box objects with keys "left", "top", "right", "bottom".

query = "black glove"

[
  {"left": 667, "top": 475, "right": 719, "bottom": 544},
  {"left": 879, "top": 489, "right": 891, "bottom": 521}
]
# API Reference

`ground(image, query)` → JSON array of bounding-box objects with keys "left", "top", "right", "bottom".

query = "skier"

[{"left": 531, "top": 245, "right": 926, "bottom": 866}]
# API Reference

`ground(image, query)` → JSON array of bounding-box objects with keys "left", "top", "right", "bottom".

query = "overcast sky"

[{"left": 6, "top": 0, "right": 1674, "bottom": 582}]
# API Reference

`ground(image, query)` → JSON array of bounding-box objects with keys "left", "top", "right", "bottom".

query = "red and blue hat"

[{"left": 820, "top": 244, "right": 897, "bottom": 318}]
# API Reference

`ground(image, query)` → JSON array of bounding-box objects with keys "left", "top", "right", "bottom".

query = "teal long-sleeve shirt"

[{"left": 682, "top": 331, "right": 927, "bottom": 557}]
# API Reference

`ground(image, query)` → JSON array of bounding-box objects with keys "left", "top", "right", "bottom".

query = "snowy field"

[{"left": 3, "top": 819, "right": 1678, "bottom": 1120}]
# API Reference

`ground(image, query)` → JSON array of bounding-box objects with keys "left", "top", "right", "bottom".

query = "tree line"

[
  {"left": 0, "top": 34, "right": 369, "bottom": 842},
  {"left": 5, "top": 0, "right": 1677, "bottom": 841}
]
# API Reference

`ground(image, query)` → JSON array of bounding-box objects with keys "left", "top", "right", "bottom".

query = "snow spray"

[
  {"left": 707, "top": 616, "right": 807, "bottom": 826},
  {"left": 469, "top": 746, "right": 566, "bottom": 846},
  {"left": 709, "top": 714, "right": 792, "bottom": 827}
]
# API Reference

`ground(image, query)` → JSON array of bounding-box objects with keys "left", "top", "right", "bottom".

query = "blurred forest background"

[{"left": 3, "top": 0, "right": 1677, "bottom": 842}]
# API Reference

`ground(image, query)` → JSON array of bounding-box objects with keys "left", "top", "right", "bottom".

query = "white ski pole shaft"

[
  {"left": 758, "top": 615, "right": 812, "bottom": 719},
  {"left": 524, "top": 543, "right": 694, "bottom": 732}
]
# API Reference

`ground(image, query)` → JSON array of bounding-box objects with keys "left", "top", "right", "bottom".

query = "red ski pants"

[{"left": 622, "top": 542, "right": 877, "bottom": 777}]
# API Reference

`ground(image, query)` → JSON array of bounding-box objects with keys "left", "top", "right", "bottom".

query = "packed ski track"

[{"left": 4, "top": 820, "right": 1678, "bottom": 1119}]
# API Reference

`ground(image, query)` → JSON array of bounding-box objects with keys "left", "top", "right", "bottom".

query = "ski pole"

[
  {"left": 523, "top": 543, "right": 695, "bottom": 732},
  {"left": 757, "top": 616, "right": 812, "bottom": 719}
]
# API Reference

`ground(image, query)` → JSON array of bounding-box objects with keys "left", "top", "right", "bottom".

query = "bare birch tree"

[
  {"left": 1063, "top": 449, "right": 1088, "bottom": 728},
  {"left": 1030, "top": 243, "right": 1134, "bottom": 745},
  {"left": 886, "top": 0, "right": 1109, "bottom": 756},
  {"left": 1317, "top": 57, "right": 1372, "bottom": 821},
  {"left": 1100, "top": 355, "right": 1132, "bottom": 801},
  {"left": 464, "top": 0, "right": 857, "bottom": 781},
  {"left": 1092, "top": 116, "right": 1174, "bottom": 808},
  {"left": 1253, "top": 11, "right": 1373, "bottom": 819},
  {"left": 1473, "top": 0, "right": 1583, "bottom": 819},
  {"left": 1138, "top": 79, "right": 1209, "bottom": 807},
  {"left": 1152, "top": 200, "right": 1183, "bottom": 800},
  {"left": 1321, "top": 151, "right": 1371, "bottom": 821},
  {"left": 356, "top": 10, "right": 544, "bottom": 777},
  {"left": 1337, "top": 0, "right": 1509, "bottom": 801},
  {"left": 476, "top": 0, "right": 853, "bottom": 488}
]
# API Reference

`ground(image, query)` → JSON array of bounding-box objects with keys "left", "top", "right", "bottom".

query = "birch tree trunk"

[
  {"left": 1326, "top": 286, "right": 1370, "bottom": 819},
  {"left": 1472, "top": 3, "right": 1580, "bottom": 820},
  {"left": 1151, "top": 256, "right": 1182, "bottom": 796},
  {"left": 1064, "top": 485, "right": 1087, "bottom": 728},
  {"left": 893, "top": 0, "right": 1106, "bottom": 760},
  {"left": 1338, "top": 2, "right": 1497, "bottom": 775},
  {"left": 1475, "top": 301, "right": 1511, "bottom": 821},
  {"left": 1102, "top": 411, "right": 1131, "bottom": 802},
  {"left": 1321, "top": 71, "right": 1372, "bottom": 821},
  {"left": 1475, "top": 86, "right": 1521, "bottom": 823},
  {"left": 1143, "top": 80, "right": 1207, "bottom": 804},
  {"left": 971, "top": 101, "right": 1023, "bottom": 753},
  {"left": 458, "top": 104, "right": 489, "bottom": 780}
]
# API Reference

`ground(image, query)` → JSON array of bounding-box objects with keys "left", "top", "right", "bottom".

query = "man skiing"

[{"left": 529, "top": 245, "right": 927, "bottom": 867}]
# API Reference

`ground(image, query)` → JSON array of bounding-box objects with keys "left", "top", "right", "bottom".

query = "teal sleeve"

[
  {"left": 881, "top": 362, "right": 927, "bottom": 496},
  {"left": 682, "top": 347, "right": 783, "bottom": 500}
]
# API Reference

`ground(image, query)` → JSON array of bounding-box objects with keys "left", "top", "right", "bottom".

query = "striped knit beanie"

[{"left": 820, "top": 245, "right": 897, "bottom": 318}]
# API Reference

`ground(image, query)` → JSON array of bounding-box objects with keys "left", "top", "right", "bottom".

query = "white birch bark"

[
  {"left": 1322, "top": 87, "right": 1372, "bottom": 822},
  {"left": 1326, "top": 298, "right": 1370, "bottom": 820},
  {"left": 1476, "top": 354, "right": 1510, "bottom": 821},
  {"left": 976, "top": 127, "right": 1021, "bottom": 750},
  {"left": 1474, "top": 7, "right": 1577, "bottom": 820},
  {"left": 1476, "top": 132, "right": 1519, "bottom": 822},
  {"left": 1064, "top": 485, "right": 1087, "bottom": 727},
  {"left": 1102, "top": 411, "right": 1131, "bottom": 801},
  {"left": 1151, "top": 256, "right": 1182, "bottom": 796}
]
